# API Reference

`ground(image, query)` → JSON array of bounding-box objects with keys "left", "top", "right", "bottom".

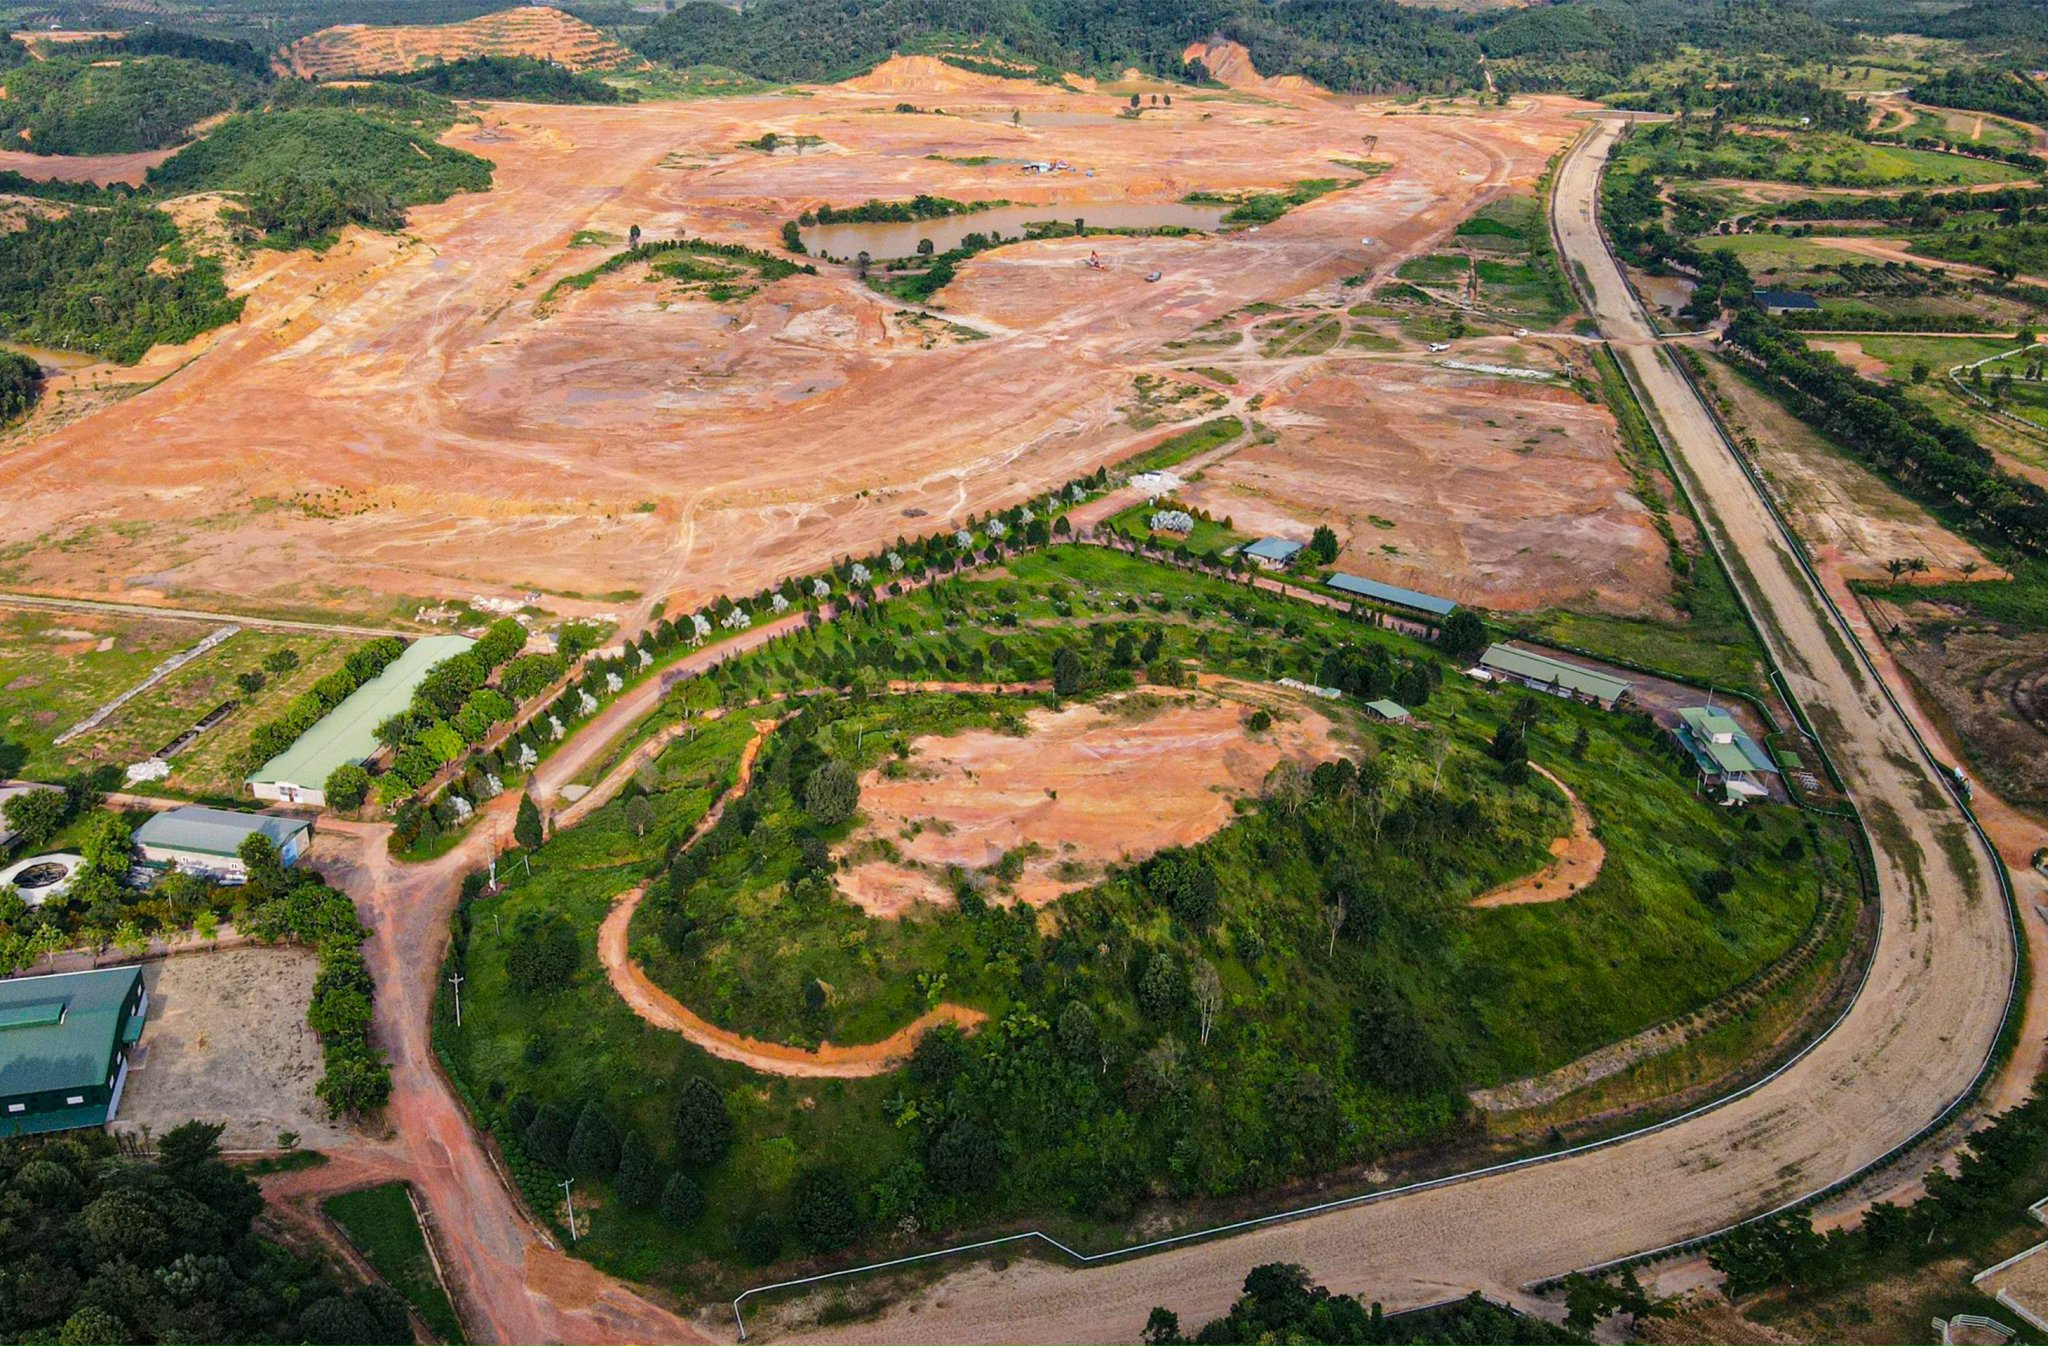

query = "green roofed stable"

[
  {"left": 0, "top": 966, "right": 147, "bottom": 1136},
  {"left": 248, "top": 634, "right": 474, "bottom": 807},
  {"left": 1326, "top": 572, "right": 1457, "bottom": 618},
  {"left": 1478, "top": 644, "right": 1632, "bottom": 709},
  {"left": 1675, "top": 705, "right": 1780, "bottom": 799}
]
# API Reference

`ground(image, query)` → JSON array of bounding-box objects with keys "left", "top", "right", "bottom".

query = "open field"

[
  {"left": 838, "top": 685, "right": 1339, "bottom": 912},
  {"left": 0, "top": 602, "right": 356, "bottom": 789},
  {"left": 0, "top": 74, "right": 1603, "bottom": 630},
  {"left": 114, "top": 947, "right": 349, "bottom": 1150},
  {"left": 1174, "top": 351, "right": 1673, "bottom": 616}
]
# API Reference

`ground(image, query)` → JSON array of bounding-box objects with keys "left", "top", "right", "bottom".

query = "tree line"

[{"left": 1722, "top": 314, "right": 2048, "bottom": 556}]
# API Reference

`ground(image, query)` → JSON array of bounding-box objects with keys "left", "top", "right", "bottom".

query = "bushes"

[
  {"left": 673, "top": 1076, "right": 735, "bottom": 1164},
  {"left": 388, "top": 55, "right": 626, "bottom": 104},
  {"left": 802, "top": 760, "right": 860, "bottom": 825},
  {"left": 0, "top": 350, "right": 41, "bottom": 425},
  {"left": 503, "top": 911, "right": 578, "bottom": 995}
]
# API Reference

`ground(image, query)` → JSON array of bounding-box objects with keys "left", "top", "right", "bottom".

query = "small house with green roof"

[{"left": 0, "top": 966, "right": 147, "bottom": 1135}]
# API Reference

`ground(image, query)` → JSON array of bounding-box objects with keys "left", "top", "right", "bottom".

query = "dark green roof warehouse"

[{"left": 0, "top": 966, "right": 147, "bottom": 1135}]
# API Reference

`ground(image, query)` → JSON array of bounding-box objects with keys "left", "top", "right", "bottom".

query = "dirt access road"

[{"left": 752, "top": 113, "right": 2016, "bottom": 1346}]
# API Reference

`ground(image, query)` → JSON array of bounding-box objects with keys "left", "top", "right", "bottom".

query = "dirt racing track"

[{"left": 735, "top": 116, "right": 2019, "bottom": 1346}]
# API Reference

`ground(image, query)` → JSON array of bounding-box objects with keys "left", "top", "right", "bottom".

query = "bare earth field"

[
  {"left": 0, "top": 72, "right": 1599, "bottom": 627},
  {"left": 836, "top": 687, "right": 1336, "bottom": 913},
  {"left": 114, "top": 947, "right": 351, "bottom": 1150},
  {"left": 278, "top": 6, "right": 633, "bottom": 78},
  {"left": 1177, "top": 354, "right": 1671, "bottom": 614}
]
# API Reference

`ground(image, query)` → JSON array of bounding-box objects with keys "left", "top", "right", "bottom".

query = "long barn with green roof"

[{"left": 0, "top": 966, "right": 147, "bottom": 1136}]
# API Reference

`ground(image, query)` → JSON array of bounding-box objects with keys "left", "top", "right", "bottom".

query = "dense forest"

[
  {"left": 0, "top": 204, "right": 245, "bottom": 362},
  {"left": 633, "top": 0, "right": 1860, "bottom": 92},
  {"left": 387, "top": 53, "right": 628, "bottom": 102},
  {"left": 0, "top": 54, "right": 252, "bottom": 155},
  {"left": 0, "top": 1123, "right": 412, "bottom": 1344}
]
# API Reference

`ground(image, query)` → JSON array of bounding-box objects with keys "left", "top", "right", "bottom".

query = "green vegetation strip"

[{"left": 323, "top": 1183, "right": 466, "bottom": 1343}]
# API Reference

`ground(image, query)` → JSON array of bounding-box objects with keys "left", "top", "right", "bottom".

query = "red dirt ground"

[
  {"left": 0, "top": 71, "right": 1599, "bottom": 629},
  {"left": 836, "top": 685, "right": 1338, "bottom": 913}
]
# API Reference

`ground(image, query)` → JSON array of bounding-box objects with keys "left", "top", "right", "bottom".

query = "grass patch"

[{"left": 323, "top": 1183, "right": 465, "bottom": 1343}]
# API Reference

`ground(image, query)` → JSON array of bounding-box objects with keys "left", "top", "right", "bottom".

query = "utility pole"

[
  {"left": 559, "top": 1179, "right": 577, "bottom": 1241},
  {"left": 447, "top": 971, "right": 464, "bottom": 1028}
]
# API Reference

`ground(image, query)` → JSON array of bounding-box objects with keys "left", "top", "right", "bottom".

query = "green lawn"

[
  {"left": 442, "top": 546, "right": 1843, "bottom": 1285},
  {"left": 323, "top": 1183, "right": 466, "bottom": 1343},
  {"left": 1119, "top": 416, "right": 1244, "bottom": 473},
  {"left": 1623, "top": 126, "right": 2028, "bottom": 189}
]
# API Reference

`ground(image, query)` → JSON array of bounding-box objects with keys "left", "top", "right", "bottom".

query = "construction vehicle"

[
  {"left": 1145, "top": 271, "right": 1162, "bottom": 282},
  {"left": 1087, "top": 251, "right": 1104, "bottom": 270}
]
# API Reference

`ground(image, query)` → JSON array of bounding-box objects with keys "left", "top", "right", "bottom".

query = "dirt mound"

[
  {"left": 839, "top": 54, "right": 1025, "bottom": 96},
  {"left": 279, "top": 7, "right": 633, "bottom": 80},
  {"left": 836, "top": 686, "right": 1337, "bottom": 914},
  {"left": 1181, "top": 39, "right": 1323, "bottom": 95}
]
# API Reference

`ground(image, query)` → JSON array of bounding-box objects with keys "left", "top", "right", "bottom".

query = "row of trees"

[
  {"left": 233, "top": 833, "right": 392, "bottom": 1117},
  {"left": 1722, "top": 316, "right": 2048, "bottom": 555},
  {"left": 1711, "top": 1086, "right": 2048, "bottom": 1300},
  {"left": 1145, "top": 1265, "right": 1590, "bottom": 1345},
  {"left": 237, "top": 637, "right": 403, "bottom": 775}
]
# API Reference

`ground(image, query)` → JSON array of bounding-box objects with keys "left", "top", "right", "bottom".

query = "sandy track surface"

[
  {"left": 0, "top": 83, "right": 1593, "bottom": 625},
  {"left": 601, "top": 885, "right": 986, "bottom": 1078},
  {"left": 736, "top": 113, "right": 2016, "bottom": 1346},
  {"left": 1468, "top": 764, "right": 1603, "bottom": 907}
]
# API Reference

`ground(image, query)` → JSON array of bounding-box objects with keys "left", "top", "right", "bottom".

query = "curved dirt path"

[
  {"left": 594, "top": 713, "right": 988, "bottom": 1077},
  {"left": 600, "top": 885, "right": 986, "bottom": 1078},
  {"left": 1469, "top": 764, "right": 1604, "bottom": 908}
]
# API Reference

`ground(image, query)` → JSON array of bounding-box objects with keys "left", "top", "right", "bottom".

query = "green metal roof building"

[
  {"left": 0, "top": 966, "right": 147, "bottom": 1136},
  {"left": 1675, "top": 706, "right": 1779, "bottom": 797},
  {"left": 247, "top": 634, "right": 474, "bottom": 807},
  {"left": 1478, "top": 644, "right": 1633, "bottom": 709}
]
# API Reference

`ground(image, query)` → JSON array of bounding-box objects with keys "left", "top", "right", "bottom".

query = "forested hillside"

[
  {"left": 0, "top": 54, "right": 253, "bottom": 155},
  {"left": 633, "top": 0, "right": 1861, "bottom": 92},
  {"left": 0, "top": 204, "right": 245, "bottom": 361}
]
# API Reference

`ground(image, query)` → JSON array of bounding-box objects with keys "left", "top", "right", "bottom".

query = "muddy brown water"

[
  {"left": 0, "top": 340, "right": 96, "bottom": 372},
  {"left": 802, "top": 200, "right": 1227, "bottom": 260}
]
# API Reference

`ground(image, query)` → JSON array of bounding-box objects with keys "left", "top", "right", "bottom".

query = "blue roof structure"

[
  {"left": 1326, "top": 573, "right": 1457, "bottom": 617},
  {"left": 1243, "top": 537, "right": 1305, "bottom": 563},
  {"left": 1755, "top": 289, "right": 1820, "bottom": 311}
]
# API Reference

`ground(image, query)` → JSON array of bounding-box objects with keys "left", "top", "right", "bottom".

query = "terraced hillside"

[{"left": 278, "top": 6, "right": 633, "bottom": 79}]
